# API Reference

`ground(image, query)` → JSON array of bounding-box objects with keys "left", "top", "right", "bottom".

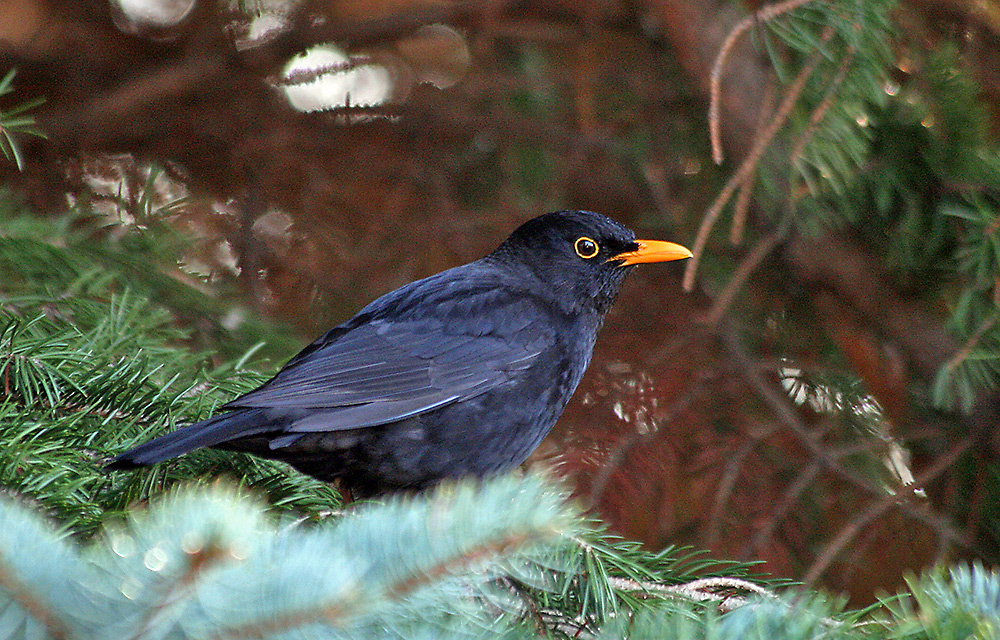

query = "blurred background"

[{"left": 2, "top": 0, "right": 1000, "bottom": 604}]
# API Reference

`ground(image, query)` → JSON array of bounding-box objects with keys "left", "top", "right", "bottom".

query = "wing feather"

[{"left": 223, "top": 293, "right": 554, "bottom": 433}]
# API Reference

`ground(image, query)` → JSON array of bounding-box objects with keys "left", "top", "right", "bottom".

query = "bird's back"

[{"left": 224, "top": 259, "right": 598, "bottom": 495}]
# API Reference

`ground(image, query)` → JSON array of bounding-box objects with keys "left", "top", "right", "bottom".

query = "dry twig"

[
  {"left": 709, "top": 0, "right": 820, "bottom": 164},
  {"left": 705, "top": 218, "right": 792, "bottom": 325},
  {"left": 729, "top": 79, "right": 777, "bottom": 245},
  {"left": 743, "top": 439, "right": 884, "bottom": 558},
  {"left": 705, "top": 422, "right": 779, "bottom": 548},
  {"left": 608, "top": 575, "right": 770, "bottom": 611},
  {"left": 720, "top": 321, "right": 969, "bottom": 553},
  {"left": 684, "top": 28, "right": 834, "bottom": 292},
  {"left": 802, "top": 436, "right": 973, "bottom": 586}
]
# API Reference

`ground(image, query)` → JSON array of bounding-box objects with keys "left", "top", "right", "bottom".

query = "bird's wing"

[{"left": 223, "top": 305, "right": 551, "bottom": 431}]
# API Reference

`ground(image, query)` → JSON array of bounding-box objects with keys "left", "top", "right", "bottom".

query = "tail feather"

[{"left": 106, "top": 409, "right": 271, "bottom": 469}]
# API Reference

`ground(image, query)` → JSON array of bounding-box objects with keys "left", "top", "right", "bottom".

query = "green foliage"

[
  {"left": 0, "top": 197, "right": 300, "bottom": 360},
  {"left": 872, "top": 47, "right": 1000, "bottom": 412},
  {"left": 0, "top": 284, "right": 345, "bottom": 536},
  {"left": 0, "top": 202, "right": 341, "bottom": 536},
  {"left": 596, "top": 603, "right": 715, "bottom": 640},
  {"left": 0, "top": 69, "right": 46, "bottom": 170},
  {"left": 933, "top": 190, "right": 1000, "bottom": 412},
  {"left": 887, "top": 563, "right": 1000, "bottom": 640},
  {"left": 719, "top": 593, "right": 856, "bottom": 640},
  {"left": 748, "top": 0, "right": 896, "bottom": 217},
  {"left": 0, "top": 476, "right": 576, "bottom": 640},
  {"left": 1, "top": 478, "right": 999, "bottom": 638},
  {"left": 780, "top": 0, "right": 896, "bottom": 201},
  {"left": 744, "top": 3, "right": 1000, "bottom": 413}
]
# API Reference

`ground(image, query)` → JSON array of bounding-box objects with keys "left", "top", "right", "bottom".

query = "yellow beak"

[{"left": 611, "top": 239, "right": 693, "bottom": 266}]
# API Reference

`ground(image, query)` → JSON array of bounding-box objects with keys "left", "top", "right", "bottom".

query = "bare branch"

[
  {"left": 705, "top": 218, "right": 792, "bottom": 325},
  {"left": 709, "top": 0, "right": 821, "bottom": 164},
  {"left": 720, "top": 320, "right": 971, "bottom": 554},
  {"left": 802, "top": 437, "right": 973, "bottom": 586},
  {"left": 684, "top": 28, "right": 834, "bottom": 292}
]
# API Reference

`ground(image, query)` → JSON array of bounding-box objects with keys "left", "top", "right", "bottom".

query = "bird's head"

[{"left": 491, "top": 210, "right": 692, "bottom": 315}]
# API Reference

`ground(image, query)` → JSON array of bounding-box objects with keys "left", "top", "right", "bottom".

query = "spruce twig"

[
  {"left": 802, "top": 436, "right": 974, "bottom": 586},
  {"left": 209, "top": 513, "right": 558, "bottom": 639},
  {"left": 0, "top": 555, "right": 70, "bottom": 640},
  {"left": 729, "top": 79, "right": 776, "bottom": 245},
  {"left": 789, "top": 49, "right": 857, "bottom": 166},
  {"left": 942, "top": 312, "right": 1000, "bottom": 378},
  {"left": 608, "top": 575, "right": 768, "bottom": 611},
  {"left": 123, "top": 537, "right": 235, "bottom": 640},
  {"left": 708, "top": 0, "right": 820, "bottom": 164},
  {"left": 685, "top": 28, "right": 834, "bottom": 292}
]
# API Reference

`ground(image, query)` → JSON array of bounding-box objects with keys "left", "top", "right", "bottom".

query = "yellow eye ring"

[{"left": 574, "top": 237, "right": 600, "bottom": 259}]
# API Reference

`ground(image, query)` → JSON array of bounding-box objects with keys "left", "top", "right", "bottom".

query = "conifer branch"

[
  {"left": 746, "top": 460, "right": 822, "bottom": 555},
  {"left": 789, "top": 49, "right": 857, "bottom": 166},
  {"left": 709, "top": 0, "right": 821, "bottom": 164},
  {"left": 729, "top": 80, "right": 777, "bottom": 245},
  {"left": 722, "top": 321, "right": 971, "bottom": 550},
  {"left": 942, "top": 312, "right": 1000, "bottom": 377},
  {"left": 0, "top": 69, "right": 47, "bottom": 171},
  {"left": 0, "top": 555, "right": 69, "bottom": 640},
  {"left": 208, "top": 508, "right": 559, "bottom": 639},
  {"left": 802, "top": 436, "right": 974, "bottom": 586},
  {"left": 685, "top": 28, "right": 833, "bottom": 292},
  {"left": 708, "top": 39, "right": 855, "bottom": 323},
  {"left": 745, "top": 440, "right": 884, "bottom": 557},
  {"left": 210, "top": 528, "right": 541, "bottom": 640},
  {"left": 730, "top": 173, "right": 755, "bottom": 246},
  {"left": 124, "top": 538, "right": 235, "bottom": 640}
]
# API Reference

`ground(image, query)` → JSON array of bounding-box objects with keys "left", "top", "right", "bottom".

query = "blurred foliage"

[{"left": 0, "top": 477, "right": 999, "bottom": 638}]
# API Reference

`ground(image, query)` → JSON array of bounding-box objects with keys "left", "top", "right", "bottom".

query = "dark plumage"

[{"left": 108, "top": 210, "right": 691, "bottom": 496}]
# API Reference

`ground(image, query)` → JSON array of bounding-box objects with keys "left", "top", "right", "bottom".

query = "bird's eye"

[{"left": 574, "top": 237, "right": 600, "bottom": 259}]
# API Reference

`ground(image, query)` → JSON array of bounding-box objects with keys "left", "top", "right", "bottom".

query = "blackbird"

[{"left": 108, "top": 210, "right": 691, "bottom": 496}]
